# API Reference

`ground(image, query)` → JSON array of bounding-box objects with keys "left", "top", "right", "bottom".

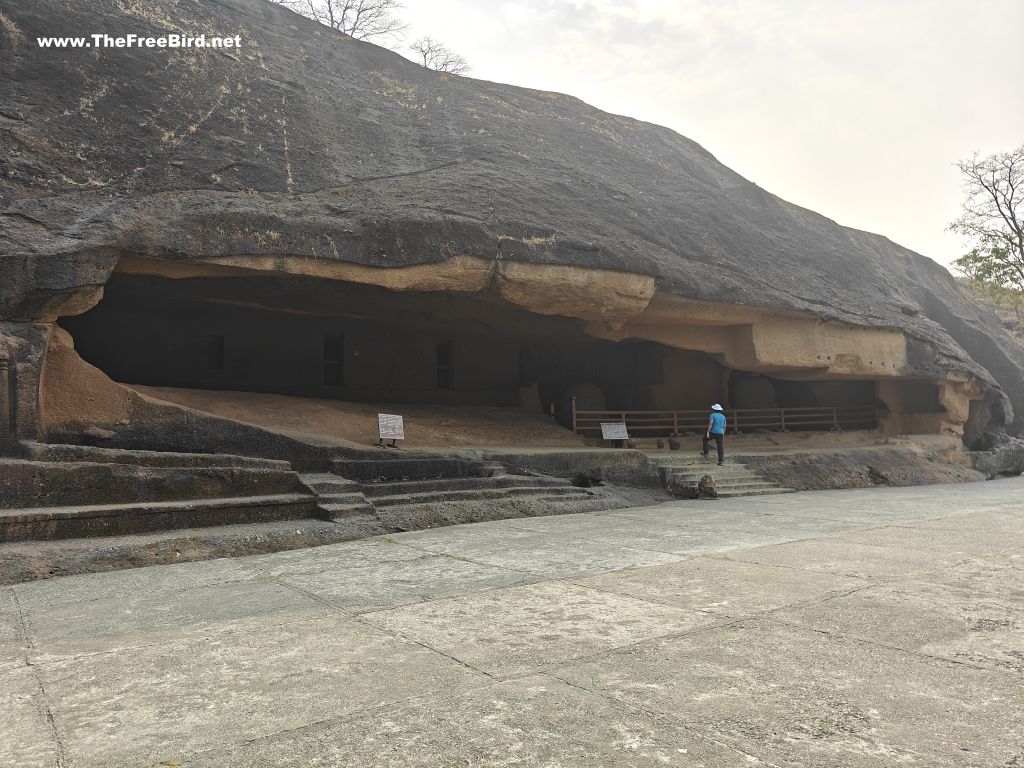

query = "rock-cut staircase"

[
  {"left": 649, "top": 454, "right": 794, "bottom": 499},
  {"left": 0, "top": 443, "right": 347, "bottom": 584},
  {"left": 298, "top": 473, "right": 375, "bottom": 521},
  {"left": 302, "top": 453, "right": 617, "bottom": 532}
]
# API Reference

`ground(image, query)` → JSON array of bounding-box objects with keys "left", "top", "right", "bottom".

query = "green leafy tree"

[
  {"left": 957, "top": 236, "right": 1021, "bottom": 314},
  {"left": 950, "top": 145, "right": 1024, "bottom": 337},
  {"left": 950, "top": 145, "right": 1024, "bottom": 308}
]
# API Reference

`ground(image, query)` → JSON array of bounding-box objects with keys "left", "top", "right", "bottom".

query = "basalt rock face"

[{"left": 2, "top": 0, "right": 1024, "bottom": 440}]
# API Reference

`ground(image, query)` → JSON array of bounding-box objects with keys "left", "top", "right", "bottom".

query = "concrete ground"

[{"left": 2, "top": 480, "right": 1022, "bottom": 768}]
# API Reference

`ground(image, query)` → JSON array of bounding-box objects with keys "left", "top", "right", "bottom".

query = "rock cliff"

[{"left": 2, "top": 0, "right": 1023, "bottom": 445}]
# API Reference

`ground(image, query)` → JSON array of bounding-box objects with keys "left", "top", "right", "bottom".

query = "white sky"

[{"left": 399, "top": 0, "right": 1024, "bottom": 268}]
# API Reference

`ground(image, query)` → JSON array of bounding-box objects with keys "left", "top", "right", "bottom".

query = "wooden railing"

[{"left": 570, "top": 401, "right": 879, "bottom": 437}]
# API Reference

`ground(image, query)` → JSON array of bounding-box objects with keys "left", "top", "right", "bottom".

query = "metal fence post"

[
  {"left": 672, "top": 411, "right": 678, "bottom": 436},
  {"left": 832, "top": 407, "right": 840, "bottom": 431},
  {"left": 571, "top": 397, "right": 577, "bottom": 435},
  {"left": 779, "top": 408, "right": 786, "bottom": 432}
]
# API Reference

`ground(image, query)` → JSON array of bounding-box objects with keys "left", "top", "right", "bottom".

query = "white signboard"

[
  {"left": 600, "top": 422, "right": 629, "bottom": 441},
  {"left": 378, "top": 413, "right": 405, "bottom": 441}
]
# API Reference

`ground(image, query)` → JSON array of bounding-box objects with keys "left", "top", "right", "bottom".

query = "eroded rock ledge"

[{"left": 1, "top": 0, "right": 1023, "bottom": 452}]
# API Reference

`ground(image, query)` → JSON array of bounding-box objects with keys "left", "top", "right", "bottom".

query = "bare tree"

[
  {"left": 273, "top": 0, "right": 406, "bottom": 41},
  {"left": 409, "top": 36, "right": 470, "bottom": 75},
  {"left": 270, "top": 0, "right": 471, "bottom": 75},
  {"left": 950, "top": 145, "right": 1024, "bottom": 293}
]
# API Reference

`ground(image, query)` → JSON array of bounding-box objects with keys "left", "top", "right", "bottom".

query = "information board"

[
  {"left": 378, "top": 413, "right": 405, "bottom": 440},
  {"left": 600, "top": 422, "right": 629, "bottom": 441}
]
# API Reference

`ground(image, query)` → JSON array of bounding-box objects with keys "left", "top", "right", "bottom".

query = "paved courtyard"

[{"left": 2, "top": 478, "right": 1022, "bottom": 767}]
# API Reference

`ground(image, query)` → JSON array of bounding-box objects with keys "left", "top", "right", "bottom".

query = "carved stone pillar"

[{"left": 0, "top": 322, "right": 49, "bottom": 445}]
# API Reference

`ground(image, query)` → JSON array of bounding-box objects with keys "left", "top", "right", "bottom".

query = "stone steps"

[
  {"left": 652, "top": 456, "right": 793, "bottom": 499},
  {"left": 479, "top": 461, "right": 514, "bottom": 476},
  {"left": 303, "top": 455, "right": 624, "bottom": 534},
  {"left": 320, "top": 501, "right": 377, "bottom": 519},
  {"left": 299, "top": 472, "right": 375, "bottom": 521},
  {"left": 300, "top": 472, "right": 363, "bottom": 494},
  {"left": 288, "top": 454, "right": 624, "bottom": 533},
  {"left": 307, "top": 456, "right": 621, "bottom": 528},
  {"left": 359, "top": 474, "right": 571, "bottom": 497},
  {"left": 0, "top": 450, "right": 625, "bottom": 582},
  {"left": 369, "top": 483, "right": 593, "bottom": 508},
  {"left": 0, "top": 459, "right": 308, "bottom": 510},
  {"left": 714, "top": 487, "right": 794, "bottom": 498},
  {"left": 0, "top": 493, "right": 320, "bottom": 542},
  {"left": 20, "top": 442, "right": 288, "bottom": 469},
  {"left": 657, "top": 459, "right": 746, "bottom": 470},
  {"left": 662, "top": 469, "right": 754, "bottom": 481},
  {"left": 698, "top": 481, "right": 779, "bottom": 491},
  {"left": 331, "top": 456, "right": 491, "bottom": 483},
  {"left": 318, "top": 492, "right": 371, "bottom": 505}
]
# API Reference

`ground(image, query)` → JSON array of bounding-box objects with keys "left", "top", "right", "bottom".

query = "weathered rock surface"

[
  {"left": 743, "top": 448, "right": 986, "bottom": 491},
  {"left": 696, "top": 474, "right": 718, "bottom": 499},
  {"left": 970, "top": 437, "right": 1024, "bottom": 480},
  {"left": 2, "top": 0, "right": 1023, "bottom": 438}
]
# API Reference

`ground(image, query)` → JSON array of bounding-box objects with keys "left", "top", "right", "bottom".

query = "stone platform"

[
  {"left": 2, "top": 478, "right": 1022, "bottom": 767},
  {"left": 0, "top": 445, "right": 627, "bottom": 582}
]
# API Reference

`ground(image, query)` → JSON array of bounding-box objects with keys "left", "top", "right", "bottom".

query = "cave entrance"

[
  {"left": 728, "top": 371, "right": 878, "bottom": 411},
  {"left": 57, "top": 268, "right": 907, "bottom": 443},
  {"left": 59, "top": 271, "right": 730, "bottom": 421}
]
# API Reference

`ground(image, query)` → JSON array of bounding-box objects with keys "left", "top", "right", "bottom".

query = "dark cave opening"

[
  {"left": 58, "top": 270, "right": 907, "bottom": 434},
  {"left": 59, "top": 272, "right": 723, "bottom": 417}
]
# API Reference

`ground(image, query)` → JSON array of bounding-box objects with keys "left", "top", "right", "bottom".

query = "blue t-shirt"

[{"left": 709, "top": 411, "right": 727, "bottom": 435}]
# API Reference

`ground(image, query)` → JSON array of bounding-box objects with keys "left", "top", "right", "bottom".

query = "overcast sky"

[{"left": 399, "top": 0, "right": 1023, "bottom": 268}]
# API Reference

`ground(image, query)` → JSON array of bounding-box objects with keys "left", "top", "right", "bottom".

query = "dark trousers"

[{"left": 703, "top": 433, "right": 724, "bottom": 462}]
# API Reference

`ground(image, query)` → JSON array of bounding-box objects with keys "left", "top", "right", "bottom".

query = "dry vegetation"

[{"left": 960, "top": 279, "right": 1024, "bottom": 349}]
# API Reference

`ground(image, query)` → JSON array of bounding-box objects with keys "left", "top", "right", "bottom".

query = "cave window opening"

[
  {"left": 323, "top": 335, "right": 345, "bottom": 386},
  {"left": 436, "top": 342, "right": 454, "bottom": 390}
]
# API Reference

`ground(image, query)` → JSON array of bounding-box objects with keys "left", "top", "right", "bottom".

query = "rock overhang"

[{"left": 1, "top": 0, "right": 1023, "bottom": 441}]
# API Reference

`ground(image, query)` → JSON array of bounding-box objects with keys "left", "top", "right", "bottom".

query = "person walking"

[{"left": 703, "top": 403, "right": 727, "bottom": 465}]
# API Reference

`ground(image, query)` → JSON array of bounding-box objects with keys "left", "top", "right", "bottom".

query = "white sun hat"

[{"left": 711, "top": 403, "right": 724, "bottom": 411}]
